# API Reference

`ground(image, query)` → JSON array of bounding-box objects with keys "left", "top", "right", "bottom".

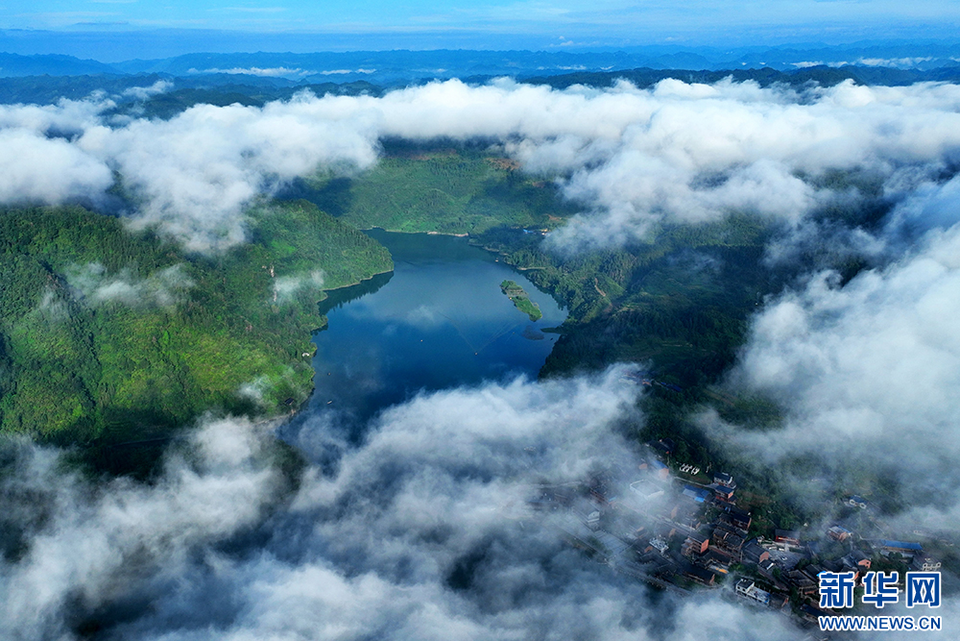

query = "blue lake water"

[{"left": 305, "top": 230, "right": 567, "bottom": 428}]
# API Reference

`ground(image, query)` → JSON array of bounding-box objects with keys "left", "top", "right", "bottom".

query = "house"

[
  {"left": 742, "top": 538, "right": 771, "bottom": 565},
  {"left": 758, "top": 562, "right": 791, "bottom": 594},
  {"left": 650, "top": 439, "right": 674, "bottom": 458},
  {"left": 736, "top": 578, "right": 771, "bottom": 605},
  {"left": 682, "top": 485, "right": 711, "bottom": 503},
  {"left": 767, "top": 592, "right": 790, "bottom": 610},
  {"left": 878, "top": 540, "right": 923, "bottom": 558},
  {"left": 913, "top": 556, "right": 942, "bottom": 572},
  {"left": 825, "top": 555, "right": 868, "bottom": 581},
  {"left": 682, "top": 531, "right": 710, "bottom": 557},
  {"left": 654, "top": 521, "right": 677, "bottom": 541},
  {"left": 585, "top": 510, "right": 601, "bottom": 530},
  {"left": 703, "top": 548, "right": 736, "bottom": 573},
  {"left": 800, "top": 603, "right": 832, "bottom": 623},
  {"left": 827, "top": 525, "right": 852, "bottom": 542},
  {"left": 650, "top": 459, "right": 670, "bottom": 480},
  {"left": 712, "top": 523, "right": 746, "bottom": 560},
  {"left": 669, "top": 501, "right": 703, "bottom": 529},
  {"left": 714, "top": 472, "right": 736, "bottom": 489},
  {"left": 588, "top": 472, "right": 614, "bottom": 504},
  {"left": 629, "top": 479, "right": 665, "bottom": 501},
  {"left": 774, "top": 529, "right": 801, "bottom": 547},
  {"left": 650, "top": 536, "right": 669, "bottom": 555},
  {"left": 536, "top": 485, "right": 576, "bottom": 507},
  {"left": 631, "top": 535, "right": 653, "bottom": 555},
  {"left": 722, "top": 506, "right": 751, "bottom": 531},
  {"left": 683, "top": 564, "right": 716, "bottom": 586},
  {"left": 785, "top": 570, "right": 818, "bottom": 600},
  {"left": 841, "top": 551, "right": 871, "bottom": 573},
  {"left": 638, "top": 458, "right": 670, "bottom": 480},
  {"left": 806, "top": 563, "right": 828, "bottom": 580},
  {"left": 714, "top": 484, "right": 736, "bottom": 501}
]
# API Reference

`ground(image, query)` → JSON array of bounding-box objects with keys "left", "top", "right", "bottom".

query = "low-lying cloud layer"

[
  {"left": 272, "top": 269, "right": 325, "bottom": 303},
  {"left": 66, "top": 262, "right": 194, "bottom": 307},
  {"left": 0, "top": 416, "right": 286, "bottom": 641},
  {"left": 2, "top": 78, "right": 960, "bottom": 251},
  {"left": 0, "top": 369, "right": 811, "bottom": 641},
  {"left": 85, "top": 97, "right": 380, "bottom": 251},
  {"left": 4, "top": 75, "right": 960, "bottom": 638},
  {"left": 717, "top": 170, "right": 960, "bottom": 530}
]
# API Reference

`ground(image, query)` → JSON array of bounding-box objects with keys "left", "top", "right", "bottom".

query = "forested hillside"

[
  {"left": 316, "top": 147, "right": 887, "bottom": 489},
  {"left": 294, "top": 143, "right": 578, "bottom": 235},
  {"left": 295, "top": 146, "right": 785, "bottom": 390},
  {"left": 476, "top": 218, "right": 775, "bottom": 383},
  {"left": 0, "top": 201, "right": 391, "bottom": 448}
]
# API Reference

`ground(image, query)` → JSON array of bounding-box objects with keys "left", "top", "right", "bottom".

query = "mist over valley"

[{"left": 2, "top": 36, "right": 960, "bottom": 639}]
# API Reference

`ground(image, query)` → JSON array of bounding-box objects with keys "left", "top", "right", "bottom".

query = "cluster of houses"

[{"left": 526, "top": 440, "right": 948, "bottom": 628}]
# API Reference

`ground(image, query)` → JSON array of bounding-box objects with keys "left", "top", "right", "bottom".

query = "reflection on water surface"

[{"left": 307, "top": 230, "right": 567, "bottom": 430}]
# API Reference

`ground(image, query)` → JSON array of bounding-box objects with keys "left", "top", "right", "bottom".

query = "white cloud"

[
  {"left": 0, "top": 416, "right": 284, "bottom": 641},
  {"left": 3, "top": 78, "right": 960, "bottom": 253},
  {"left": 76, "top": 95, "right": 381, "bottom": 251},
  {"left": 4, "top": 73, "right": 960, "bottom": 640},
  {"left": 0, "top": 369, "right": 809, "bottom": 641},
  {"left": 66, "top": 262, "right": 194, "bottom": 307},
  {"left": 856, "top": 56, "right": 935, "bottom": 68},
  {"left": 121, "top": 79, "right": 174, "bottom": 100},
  {"left": 0, "top": 96, "right": 109, "bottom": 134},
  {"left": 720, "top": 173, "right": 960, "bottom": 525},
  {"left": 272, "top": 269, "right": 325, "bottom": 303},
  {"left": 191, "top": 66, "right": 314, "bottom": 77},
  {"left": 0, "top": 129, "right": 113, "bottom": 204}
]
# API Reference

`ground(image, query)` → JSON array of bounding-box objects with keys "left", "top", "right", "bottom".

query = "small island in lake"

[{"left": 500, "top": 280, "right": 542, "bottom": 321}]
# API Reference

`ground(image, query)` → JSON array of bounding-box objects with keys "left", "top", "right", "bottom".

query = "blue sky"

[
  {"left": 2, "top": 1, "right": 959, "bottom": 57},
  {"left": 4, "top": 0, "right": 957, "bottom": 35}
]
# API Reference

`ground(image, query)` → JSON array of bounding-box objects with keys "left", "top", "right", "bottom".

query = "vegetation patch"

[
  {"left": 0, "top": 201, "right": 392, "bottom": 449},
  {"left": 500, "top": 280, "right": 542, "bottom": 321},
  {"left": 289, "top": 143, "right": 579, "bottom": 235}
]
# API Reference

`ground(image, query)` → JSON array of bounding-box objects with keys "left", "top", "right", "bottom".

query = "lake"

[{"left": 303, "top": 229, "right": 567, "bottom": 431}]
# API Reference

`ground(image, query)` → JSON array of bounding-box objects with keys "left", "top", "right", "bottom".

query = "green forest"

[
  {"left": 299, "top": 146, "right": 893, "bottom": 533},
  {"left": 308, "top": 147, "right": 786, "bottom": 390},
  {"left": 292, "top": 142, "right": 579, "bottom": 235},
  {"left": 0, "top": 201, "right": 391, "bottom": 452},
  {"left": 287, "top": 146, "right": 802, "bottom": 395},
  {"left": 0, "top": 140, "right": 886, "bottom": 529},
  {"left": 500, "top": 280, "right": 542, "bottom": 321}
]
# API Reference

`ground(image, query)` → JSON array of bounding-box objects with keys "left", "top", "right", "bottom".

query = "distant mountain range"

[
  {"left": 2, "top": 45, "right": 960, "bottom": 111},
  {"left": 0, "top": 52, "right": 118, "bottom": 77},
  {"left": 2, "top": 42, "right": 960, "bottom": 84}
]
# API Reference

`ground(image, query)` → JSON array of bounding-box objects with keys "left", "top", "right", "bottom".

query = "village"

[{"left": 525, "top": 438, "right": 952, "bottom": 634}]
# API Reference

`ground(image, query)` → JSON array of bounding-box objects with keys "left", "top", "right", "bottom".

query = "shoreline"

[
  {"left": 360, "top": 225, "right": 470, "bottom": 238},
  {"left": 318, "top": 266, "right": 395, "bottom": 294}
]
